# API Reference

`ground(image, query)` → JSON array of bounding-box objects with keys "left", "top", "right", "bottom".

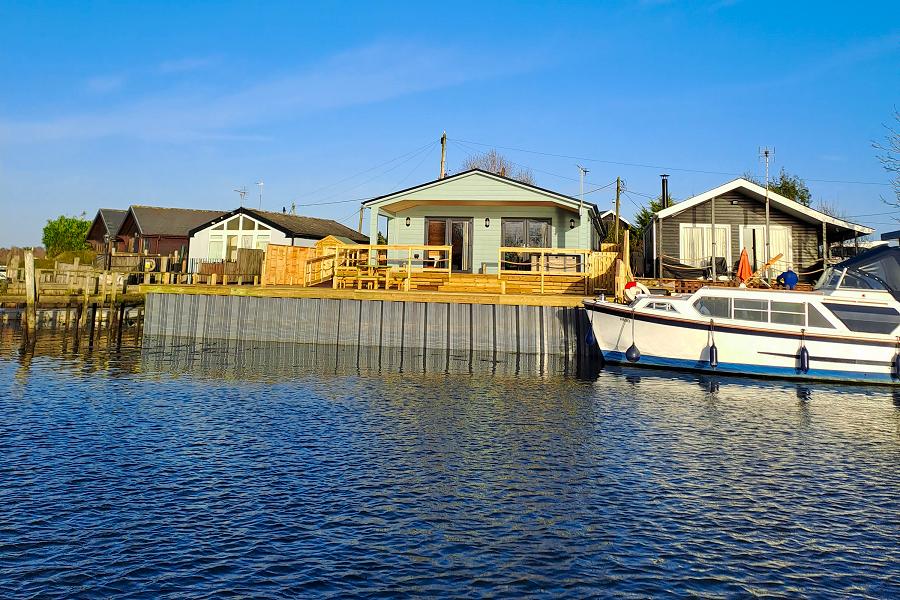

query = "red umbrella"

[{"left": 736, "top": 248, "right": 752, "bottom": 282}]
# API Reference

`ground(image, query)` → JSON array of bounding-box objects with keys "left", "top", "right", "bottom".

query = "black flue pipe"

[{"left": 661, "top": 174, "right": 669, "bottom": 208}]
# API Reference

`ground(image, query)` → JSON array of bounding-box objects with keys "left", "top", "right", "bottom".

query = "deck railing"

[
  {"left": 330, "top": 244, "right": 453, "bottom": 290},
  {"left": 498, "top": 247, "right": 598, "bottom": 294}
]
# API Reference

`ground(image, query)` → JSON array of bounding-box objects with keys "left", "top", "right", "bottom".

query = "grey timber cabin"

[{"left": 646, "top": 178, "right": 873, "bottom": 282}]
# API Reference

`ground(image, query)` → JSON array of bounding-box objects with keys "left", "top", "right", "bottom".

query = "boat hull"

[{"left": 585, "top": 302, "right": 899, "bottom": 385}]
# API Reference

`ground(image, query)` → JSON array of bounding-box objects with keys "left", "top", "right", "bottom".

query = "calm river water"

[{"left": 1, "top": 325, "right": 899, "bottom": 598}]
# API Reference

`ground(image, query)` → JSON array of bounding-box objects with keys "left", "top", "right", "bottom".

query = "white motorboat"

[{"left": 584, "top": 246, "right": 900, "bottom": 385}]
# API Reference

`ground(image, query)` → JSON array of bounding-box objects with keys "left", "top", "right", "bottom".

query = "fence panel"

[{"left": 261, "top": 245, "right": 315, "bottom": 285}]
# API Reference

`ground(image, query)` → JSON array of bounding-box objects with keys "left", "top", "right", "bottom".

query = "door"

[
  {"left": 740, "top": 225, "right": 792, "bottom": 272},
  {"left": 449, "top": 219, "right": 471, "bottom": 272}
]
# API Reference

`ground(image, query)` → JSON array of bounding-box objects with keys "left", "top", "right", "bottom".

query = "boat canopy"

[{"left": 817, "top": 246, "right": 900, "bottom": 299}]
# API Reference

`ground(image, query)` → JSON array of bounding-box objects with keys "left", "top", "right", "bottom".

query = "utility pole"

[
  {"left": 358, "top": 206, "right": 364, "bottom": 232},
  {"left": 760, "top": 147, "right": 773, "bottom": 282},
  {"left": 440, "top": 131, "right": 447, "bottom": 179},
  {"left": 255, "top": 180, "right": 264, "bottom": 209},
  {"left": 577, "top": 165, "right": 589, "bottom": 210},
  {"left": 614, "top": 176, "right": 622, "bottom": 244}
]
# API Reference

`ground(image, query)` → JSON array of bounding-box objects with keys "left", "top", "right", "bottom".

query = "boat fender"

[
  {"left": 893, "top": 341, "right": 900, "bottom": 379},
  {"left": 799, "top": 347, "right": 810, "bottom": 373},
  {"left": 625, "top": 308, "right": 640, "bottom": 362},
  {"left": 798, "top": 329, "right": 810, "bottom": 374},
  {"left": 624, "top": 281, "right": 651, "bottom": 302},
  {"left": 709, "top": 343, "right": 719, "bottom": 369},
  {"left": 625, "top": 343, "right": 641, "bottom": 363}
]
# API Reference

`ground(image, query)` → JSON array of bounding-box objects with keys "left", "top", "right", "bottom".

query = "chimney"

[{"left": 660, "top": 174, "right": 669, "bottom": 209}]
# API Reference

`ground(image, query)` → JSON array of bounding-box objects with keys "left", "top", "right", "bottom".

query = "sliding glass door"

[{"left": 425, "top": 217, "right": 472, "bottom": 272}]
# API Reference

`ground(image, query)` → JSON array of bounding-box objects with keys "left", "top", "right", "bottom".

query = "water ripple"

[{"left": 0, "top": 331, "right": 898, "bottom": 598}]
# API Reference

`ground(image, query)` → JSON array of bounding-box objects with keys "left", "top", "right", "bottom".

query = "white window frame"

[
  {"left": 205, "top": 214, "right": 275, "bottom": 260},
  {"left": 678, "top": 223, "right": 732, "bottom": 267}
]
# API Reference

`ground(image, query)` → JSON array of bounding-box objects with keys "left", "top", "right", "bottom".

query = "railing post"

[
  {"left": 406, "top": 249, "right": 412, "bottom": 291},
  {"left": 540, "top": 250, "right": 545, "bottom": 294}
]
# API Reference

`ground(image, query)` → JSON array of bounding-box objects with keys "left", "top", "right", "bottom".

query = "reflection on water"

[{"left": 1, "top": 326, "right": 899, "bottom": 598}]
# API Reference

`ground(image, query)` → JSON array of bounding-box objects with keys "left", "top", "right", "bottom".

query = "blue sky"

[{"left": 1, "top": 0, "right": 898, "bottom": 246}]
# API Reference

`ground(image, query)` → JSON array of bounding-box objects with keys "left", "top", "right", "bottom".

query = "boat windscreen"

[{"left": 816, "top": 246, "right": 900, "bottom": 297}]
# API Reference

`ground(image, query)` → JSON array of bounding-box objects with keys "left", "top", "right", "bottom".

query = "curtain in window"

[
  {"left": 680, "top": 225, "right": 728, "bottom": 266},
  {"left": 208, "top": 239, "right": 224, "bottom": 260},
  {"left": 768, "top": 227, "right": 792, "bottom": 270},
  {"left": 680, "top": 226, "right": 706, "bottom": 266}
]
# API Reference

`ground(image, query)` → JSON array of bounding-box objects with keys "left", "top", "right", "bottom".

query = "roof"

[
  {"left": 654, "top": 178, "right": 873, "bottom": 236},
  {"left": 361, "top": 168, "right": 601, "bottom": 215},
  {"left": 881, "top": 229, "right": 900, "bottom": 241},
  {"left": 598, "top": 210, "right": 633, "bottom": 228},
  {"left": 87, "top": 208, "right": 127, "bottom": 241},
  {"left": 188, "top": 207, "right": 369, "bottom": 243},
  {"left": 125, "top": 206, "right": 226, "bottom": 237},
  {"left": 99, "top": 209, "right": 127, "bottom": 235}
]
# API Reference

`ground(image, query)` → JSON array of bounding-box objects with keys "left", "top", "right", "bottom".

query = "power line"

[
  {"left": 298, "top": 141, "right": 438, "bottom": 206},
  {"left": 450, "top": 137, "right": 892, "bottom": 187},
  {"left": 295, "top": 139, "right": 437, "bottom": 201},
  {"left": 452, "top": 139, "right": 593, "bottom": 186}
]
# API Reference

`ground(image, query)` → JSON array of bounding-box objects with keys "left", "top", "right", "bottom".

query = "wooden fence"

[{"left": 261, "top": 245, "right": 315, "bottom": 286}]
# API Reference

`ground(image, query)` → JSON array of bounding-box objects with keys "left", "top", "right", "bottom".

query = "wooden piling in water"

[{"left": 24, "top": 250, "right": 37, "bottom": 339}]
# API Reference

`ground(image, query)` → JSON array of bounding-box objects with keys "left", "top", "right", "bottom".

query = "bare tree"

[
  {"left": 816, "top": 199, "right": 846, "bottom": 219},
  {"left": 874, "top": 109, "right": 900, "bottom": 219},
  {"left": 461, "top": 149, "right": 535, "bottom": 184}
]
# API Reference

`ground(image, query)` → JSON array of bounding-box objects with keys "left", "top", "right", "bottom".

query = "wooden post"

[
  {"left": 822, "top": 222, "right": 829, "bottom": 267},
  {"left": 210, "top": 273, "right": 217, "bottom": 286},
  {"left": 623, "top": 229, "right": 631, "bottom": 281},
  {"left": 79, "top": 286, "right": 90, "bottom": 330},
  {"left": 24, "top": 250, "right": 37, "bottom": 339},
  {"left": 540, "top": 249, "right": 545, "bottom": 294}
]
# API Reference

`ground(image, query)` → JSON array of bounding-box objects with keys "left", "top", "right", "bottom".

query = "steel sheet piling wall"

[{"left": 144, "top": 293, "right": 594, "bottom": 358}]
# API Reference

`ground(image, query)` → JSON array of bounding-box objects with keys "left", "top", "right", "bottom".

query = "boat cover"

[{"left": 828, "top": 245, "right": 900, "bottom": 299}]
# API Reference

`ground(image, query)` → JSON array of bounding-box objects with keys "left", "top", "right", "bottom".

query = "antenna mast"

[
  {"left": 234, "top": 187, "right": 248, "bottom": 206},
  {"left": 759, "top": 147, "right": 774, "bottom": 283},
  {"left": 255, "top": 180, "right": 264, "bottom": 209}
]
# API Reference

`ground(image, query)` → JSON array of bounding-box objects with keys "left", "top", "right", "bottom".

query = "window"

[
  {"left": 208, "top": 238, "right": 224, "bottom": 260},
  {"left": 226, "top": 217, "right": 240, "bottom": 230},
  {"left": 822, "top": 303, "right": 900, "bottom": 335},
  {"left": 528, "top": 220, "right": 550, "bottom": 248},
  {"left": 734, "top": 298, "right": 768, "bottom": 322},
  {"left": 680, "top": 224, "right": 730, "bottom": 267},
  {"left": 807, "top": 304, "right": 834, "bottom": 329},
  {"left": 693, "top": 296, "right": 731, "bottom": 318},
  {"left": 502, "top": 218, "right": 551, "bottom": 248},
  {"left": 771, "top": 301, "right": 805, "bottom": 326},
  {"left": 256, "top": 235, "right": 270, "bottom": 250}
]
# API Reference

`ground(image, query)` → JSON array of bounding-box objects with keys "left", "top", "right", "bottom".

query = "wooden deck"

[{"left": 141, "top": 283, "right": 590, "bottom": 307}]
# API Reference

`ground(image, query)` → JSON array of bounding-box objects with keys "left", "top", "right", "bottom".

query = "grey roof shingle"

[
  {"left": 130, "top": 206, "right": 227, "bottom": 237},
  {"left": 247, "top": 209, "right": 369, "bottom": 242},
  {"left": 99, "top": 209, "right": 127, "bottom": 236}
]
